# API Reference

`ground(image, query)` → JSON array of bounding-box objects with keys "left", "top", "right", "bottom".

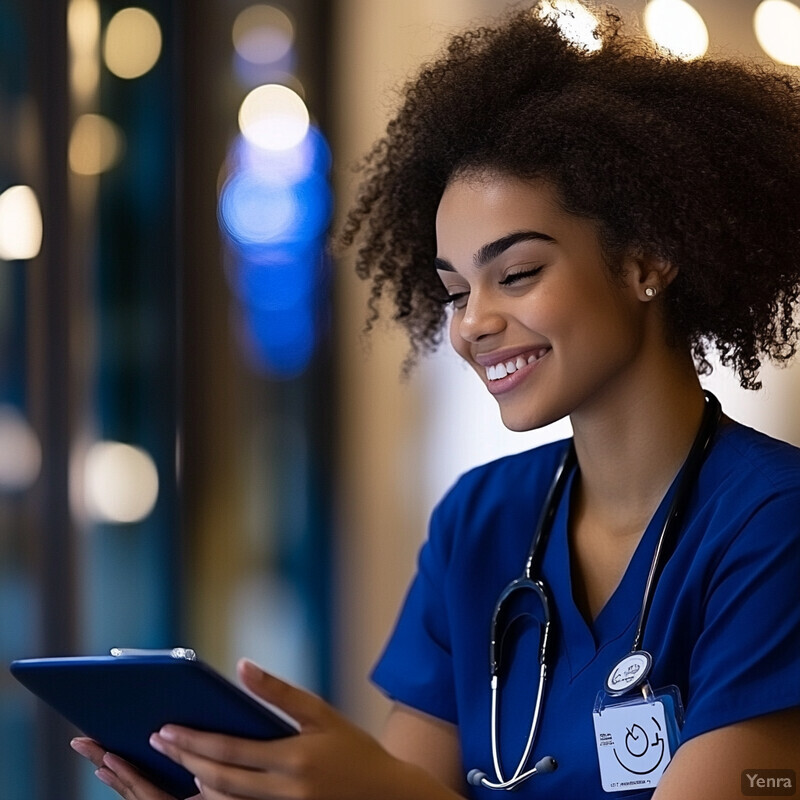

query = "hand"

[
  {"left": 148, "top": 658, "right": 411, "bottom": 800},
  {"left": 70, "top": 737, "right": 201, "bottom": 800}
]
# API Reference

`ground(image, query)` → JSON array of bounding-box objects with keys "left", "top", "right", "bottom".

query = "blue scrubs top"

[{"left": 372, "top": 422, "right": 800, "bottom": 798}]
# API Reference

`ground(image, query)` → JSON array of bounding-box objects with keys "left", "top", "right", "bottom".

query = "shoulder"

[
  {"left": 709, "top": 421, "right": 800, "bottom": 490},
  {"left": 697, "top": 422, "right": 800, "bottom": 531},
  {"left": 697, "top": 421, "right": 800, "bottom": 519},
  {"left": 688, "top": 422, "right": 800, "bottom": 565},
  {"left": 424, "top": 438, "right": 571, "bottom": 566},
  {"left": 436, "top": 437, "right": 570, "bottom": 512}
]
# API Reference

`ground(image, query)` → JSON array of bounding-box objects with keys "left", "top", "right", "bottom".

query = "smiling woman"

[
  {"left": 335, "top": 2, "right": 800, "bottom": 798},
  {"left": 71, "top": 3, "right": 800, "bottom": 800}
]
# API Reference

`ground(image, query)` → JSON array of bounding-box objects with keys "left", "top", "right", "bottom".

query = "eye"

[
  {"left": 442, "top": 291, "right": 469, "bottom": 309},
  {"left": 499, "top": 266, "right": 544, "bottom": 286}
]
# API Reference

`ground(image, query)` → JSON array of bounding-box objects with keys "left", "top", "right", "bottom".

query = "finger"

[
  {"left": 101, "top": 752, "right": 176, "bottom": 800},
  {"left": 152, "top": 726, "right": 275, "bottom": 772},
  {"left": 151, "top": 738, "right": 267, "bottom": 800},
  {"left": 153, "top": 715, "right": 322, "bottom": 775},
  {"left": 237, "top": 658, "right": 332, "bottom": 729},
  {"left": 71, "top": 737, "right": 107, "bottom": 769}
]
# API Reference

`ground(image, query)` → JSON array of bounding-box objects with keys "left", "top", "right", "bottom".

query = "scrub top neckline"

[{"left": 542, "top": 465, "right": 680, "bottom": 679}]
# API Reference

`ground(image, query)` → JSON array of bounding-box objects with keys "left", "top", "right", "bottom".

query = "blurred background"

[{"left": 1, "top": 0, "right": 799, "bottom": 797}]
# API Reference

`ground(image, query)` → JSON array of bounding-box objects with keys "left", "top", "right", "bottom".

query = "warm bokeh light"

[
  {"left": 103, "top": 7, "right": 162, "bottom": 79},
  {"left": 644, "top": 0, "right": 709, "bottom": 60},
  {"left": 84, "top": 441, "right": 159, "bottom": 523},
  {"left": 69, "top": 113, "right": 125, "bottom": 175},
  {"left": 233, "top": 4, "right": 295, "bottom": 65},
  {"left": 0, "top": 406, "right": 41, "bottom": 491},
  {"left": 539, "top": 0, "right": 602, "bottom": 52},
  {"left": 754, "top": 0, "right": 800, "bottom": 66},
  {"left": 238, "top": 83, "right": 309, "bottom": 150},
  {"left": 68, "top": 0, "right": 101, "bottom": 101},
  {"left": 0, "top": 185, "right": 43, "bottom": 261}
]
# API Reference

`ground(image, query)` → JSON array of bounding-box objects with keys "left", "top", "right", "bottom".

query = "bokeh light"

[
  {"left": 219, "top": 173, "right": 299, "bottom": 246},
  {"left": 754, "top": 0, "right": 800, "bottom": 66},
  {"left": 219, "top": 126, "right": 333, "bottom": 378},
  {"left": 239, "top": 304, "right": 317, "bottom": 379},
  {"left": 0, "top": 185, "right": 43, "bottom": 261},
  {"left": 228, "top": 249, "right": 317, "bottom": 311},
  {"left": 68, "top": 0, "right": 101, "bottom": 101},
  {"left": 221, "top": 6, "right": 333, "bottom": 379},
  {"left": 644, "top": 0, "right": 709, "bottom": 60},
  {"left": 0, "top": 406, "right": 41, "bottom": 491},
  {"left": 231, "top": 123, "right": 331, "bottom": 184},
  {"left": 84, "top": 441, "right": 159, "bottom": 523},
  {"left": 219, "top": 169, "right": 332, "bottom": 250},
  {"left": 538, "top": 0, "right": 602, "bottom": 52},
  {"left": 233, "top": 5, "right": 295, "bottom": 65},
  {"left": 103, "top": 7, "right": 162, "bottom": 79},
  {"left": 69, "top": 113, "right": 125, "bottom": 175},
  {"left": 238, "top": 83, "right": 309, "bottom": 150}
]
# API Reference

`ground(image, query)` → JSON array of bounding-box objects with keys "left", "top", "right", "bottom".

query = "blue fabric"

[{"left": 371, "top": 422, "right": 800, "bottom": 799}]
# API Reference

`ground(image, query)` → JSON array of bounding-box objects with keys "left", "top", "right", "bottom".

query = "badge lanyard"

[{"left": 467, "top": 392, "right": 722, "bottom": 793}]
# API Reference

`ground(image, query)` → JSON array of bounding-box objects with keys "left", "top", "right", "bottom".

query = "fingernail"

[
  {"left": 158, "top": 726, "right": 178, "bottom": 741},
  {"left": 150, "top": 733, "right": 166, "bottom": 753},
  {"left": 95, "top": 769, "right": 114, "bottom": 788},
  {"left": 240, "top": 657, "right": 262, "bottom": 676}
]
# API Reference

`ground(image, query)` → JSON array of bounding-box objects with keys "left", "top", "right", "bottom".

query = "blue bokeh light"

[
  {"left": 218, "top": 123, "right": 333, "bottom": 379},
  {"left": 239, "top": 303, "right": 317, "bottom": 379}
]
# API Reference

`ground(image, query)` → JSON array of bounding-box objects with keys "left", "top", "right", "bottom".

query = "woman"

[{"left": 73, "top": 3, "right": 800, "bottom": 798}]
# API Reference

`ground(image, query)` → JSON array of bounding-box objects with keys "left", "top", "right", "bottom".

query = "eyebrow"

[{"left": 434, "top": 230, "right": 555, "bottom": 272}]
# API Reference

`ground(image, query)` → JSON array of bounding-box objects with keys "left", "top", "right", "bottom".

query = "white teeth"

[{"left": 485, "top": 350, "right": 548, "bottom": 381}]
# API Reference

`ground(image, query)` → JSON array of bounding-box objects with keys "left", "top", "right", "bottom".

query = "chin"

[
  {"left": 497, "top": 400, "right": 564, "bottom": 433},
  {"left": 498, "top": 409, "right": 543, "bottom": 433}
]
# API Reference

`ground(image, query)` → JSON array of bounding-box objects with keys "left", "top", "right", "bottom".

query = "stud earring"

[{"left": 645, "top": 286, "right": 657, "bottom": 298}]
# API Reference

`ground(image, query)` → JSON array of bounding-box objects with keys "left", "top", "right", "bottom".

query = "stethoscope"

[{"left": 467, "top": 392, "right": 722, "bottom": 791}]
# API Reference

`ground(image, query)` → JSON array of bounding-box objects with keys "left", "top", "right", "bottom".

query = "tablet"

[{"left": 10, "top": 649, "right": 298, "bottom": 799}]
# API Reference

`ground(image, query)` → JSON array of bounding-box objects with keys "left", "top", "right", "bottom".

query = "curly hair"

[{"left": 336, "top": 2, "right": 800, "bottom": 389}]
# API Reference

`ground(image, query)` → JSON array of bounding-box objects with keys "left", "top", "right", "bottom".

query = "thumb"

[{"left": 237, "top": 658, "right": 332, "bottom": 730}]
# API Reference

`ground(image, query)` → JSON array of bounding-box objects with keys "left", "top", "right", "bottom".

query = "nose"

[{"left": 455, "top": 289, "right": 505, "bottom": 343}]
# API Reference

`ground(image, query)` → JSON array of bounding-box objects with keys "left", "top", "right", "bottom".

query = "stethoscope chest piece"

[{"left": 604, "top": 650, "right": 653, "bottom": 696}]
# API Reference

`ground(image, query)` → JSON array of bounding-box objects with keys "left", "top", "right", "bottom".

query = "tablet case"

[{"left": 10, "top": 651, "right": 298, "bottom": 799}]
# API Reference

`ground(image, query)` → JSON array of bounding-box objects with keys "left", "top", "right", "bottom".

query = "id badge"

[{"left": 592, "top": 684, "right": 684, "bottom": 794}]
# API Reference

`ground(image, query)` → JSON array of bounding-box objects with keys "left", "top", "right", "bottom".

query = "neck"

[{"left": 569, "top": 359, "right": 706, "bottom": 538}]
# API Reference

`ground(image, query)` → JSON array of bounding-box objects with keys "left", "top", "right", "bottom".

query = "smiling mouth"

[{"left": 485, "top": 349, "right": 550, "bottom": 381}]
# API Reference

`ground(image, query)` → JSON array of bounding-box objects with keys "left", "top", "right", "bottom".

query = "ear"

[{"left": 623, "top": 251, "right": 678, "bottom": 302}]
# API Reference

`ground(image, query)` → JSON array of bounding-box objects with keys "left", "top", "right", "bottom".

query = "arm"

[
  {"left": 381, "top": 702, "right": 468, "bottom": 795},
  {"left": 653, "top": 708, "right": 800, "bottom": 799}
]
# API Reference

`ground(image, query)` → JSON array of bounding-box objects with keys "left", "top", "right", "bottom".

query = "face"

[{"left": 435, "top": 172, "right": 650, "bottom": 431}]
